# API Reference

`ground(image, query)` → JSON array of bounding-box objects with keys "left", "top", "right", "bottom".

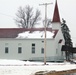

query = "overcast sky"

[{"left": 0, "top": 0, "right": 76, "bottom": 46}]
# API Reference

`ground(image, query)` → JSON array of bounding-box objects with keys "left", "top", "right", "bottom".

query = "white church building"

[{"left": 0, "top": 0, "right": 65, "bottom": 61}]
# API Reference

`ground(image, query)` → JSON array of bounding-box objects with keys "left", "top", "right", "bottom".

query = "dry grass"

[{"left": 35, "top": 69, "right": 76, "bottom": 75}]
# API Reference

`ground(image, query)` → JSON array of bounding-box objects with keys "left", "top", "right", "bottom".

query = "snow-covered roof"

[
  {"left": 16, "top": 31, "right": 54, "bottom": 39},
  {"left": 0, "top": 28, "right": 58, "bottom": 39}
]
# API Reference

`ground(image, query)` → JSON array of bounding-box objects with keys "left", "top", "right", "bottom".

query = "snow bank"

[{"left": 16, "top": 31, "right": 54, "bottom": 39}]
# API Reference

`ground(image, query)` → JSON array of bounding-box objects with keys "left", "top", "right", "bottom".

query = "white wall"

[
  {"left": 52, "top": 22, "right": 65, "bottom": 60},
  {"left": 55, "top": 32, "right": 65, "bottom": 59},
  {"left": 0, "top": 38, "right": 58, "bottom": 61},
  {"left": 52, "top": 22, "right": 61, "bottom": 30}
]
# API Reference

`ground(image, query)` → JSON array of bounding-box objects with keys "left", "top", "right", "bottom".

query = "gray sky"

[{"left": 0, "top": 0, "right": 76, "bottom": 46}]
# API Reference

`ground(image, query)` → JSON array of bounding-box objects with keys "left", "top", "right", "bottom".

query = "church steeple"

[{"left": 52, "top": 0, "right": 60, "bottom": 22}]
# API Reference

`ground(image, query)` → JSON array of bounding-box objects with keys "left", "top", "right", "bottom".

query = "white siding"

[
  {"left": 52, "top": 22, "right": 61, "bottom": 30},
  {"left": 53, "top": 28, "right": 65, "bottom": 60},
  {"left": 0, "top": 38, "right": 57, "bottom": 61}
]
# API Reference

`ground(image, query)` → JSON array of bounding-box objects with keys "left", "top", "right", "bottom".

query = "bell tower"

[{"left": 52, "top": 0, "right": 61, "bottom": 30}]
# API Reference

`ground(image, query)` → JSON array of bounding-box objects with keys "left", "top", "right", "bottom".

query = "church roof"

[
  {"left": 52, "top": 0, "right": 60, "bottom": 22},
  {"left": 0, "top": 28, "right": 58, "bottom": 38}
]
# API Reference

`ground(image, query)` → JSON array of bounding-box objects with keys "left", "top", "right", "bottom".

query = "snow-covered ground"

[{"left": 0, "top": 59, "right": 76, "bottom": 75}]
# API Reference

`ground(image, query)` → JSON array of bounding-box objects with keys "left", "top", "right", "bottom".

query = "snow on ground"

[
  {"left": 0, "top": 59, "right": 76, "bottom": 75},
  {"left": 0, "top": 59, "right": 26, "bottom": 66},
  {"left": 16, "top": 31, "right": 54, "bottom": 39}
]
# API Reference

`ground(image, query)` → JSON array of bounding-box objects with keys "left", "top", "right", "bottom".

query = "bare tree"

[
  {"left": 15, "top": 5, "right": 41, "bottom": 28},
  {"left": 43, "top": 19, "right": 51, "bottom": 27}
]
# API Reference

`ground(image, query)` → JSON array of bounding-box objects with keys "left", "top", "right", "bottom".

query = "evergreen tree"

[{"left": 61, "top": 18, "right": 73, "bottom": 60}]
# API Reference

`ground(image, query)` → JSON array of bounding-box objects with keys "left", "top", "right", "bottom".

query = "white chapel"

[{"left": 0, "top": 0, "right": 65, "bottom": 61}]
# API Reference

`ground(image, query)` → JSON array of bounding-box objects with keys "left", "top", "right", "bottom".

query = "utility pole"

[{"left": 39, "top": 3, "right": 53, "bottom": 65}]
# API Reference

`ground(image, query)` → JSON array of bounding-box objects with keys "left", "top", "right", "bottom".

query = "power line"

[{"left": 0, "top": 12, "right": 14, "bottom": 18}]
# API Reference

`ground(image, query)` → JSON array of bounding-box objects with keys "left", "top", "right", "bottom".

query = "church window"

[
  {"left": 32, "top": 43, "right": 35, "bottom": 54},
  {"left": 18, "top": 47, "right": 22, "bottom": 53},
  {"left": 42, "top": 41, "right": 44, "bottom": 43},
  {"left": 5, "top": 47, "right": 9, "bottom": 53},
  {"left": 41, "top": 48, "right": 44, "bottom": 54}
]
